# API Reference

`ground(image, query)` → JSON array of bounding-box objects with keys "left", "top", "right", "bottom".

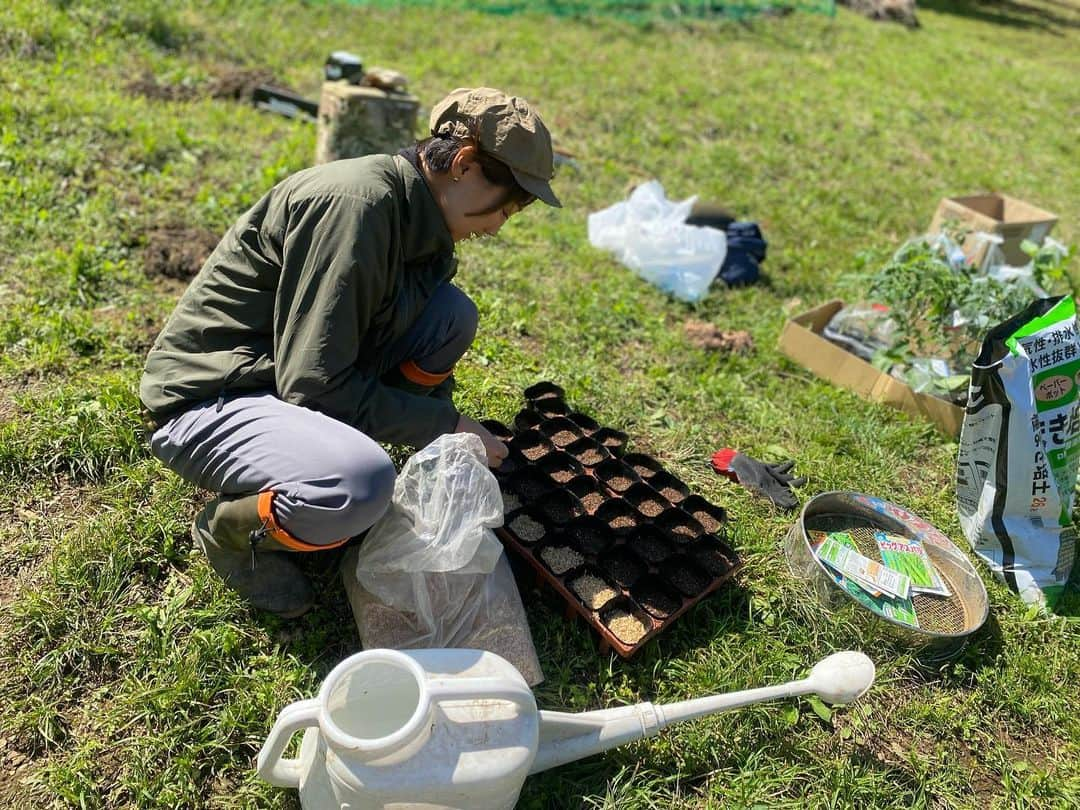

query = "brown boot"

[{"left": 191, "top": 494, "right": 315, "bottom": 619}]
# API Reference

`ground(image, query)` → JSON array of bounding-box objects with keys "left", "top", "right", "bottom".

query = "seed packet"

[
  {"left": 811, "top": 531, "right": 882, "bottom": 596},
  {"left": 812, "top": 533, "right": 919, "bottom": 626},
  {"left": 817, "top": 536, "right": 912, "bottom": 600},
  {"left": 874, "top": 531, "right": 951, "bottom": 597},
  {"left": 839, "top": 572, "right": 920, "bottom": 628}
]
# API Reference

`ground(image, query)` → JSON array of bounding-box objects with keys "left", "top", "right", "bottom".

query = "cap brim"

[{"left": 511, "top": 168, "right": 562, "bottom": 208}]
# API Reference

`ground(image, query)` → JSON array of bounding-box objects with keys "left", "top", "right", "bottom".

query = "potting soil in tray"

[{"left": 490, "top": 384, "right": 742, "bottom": 658}]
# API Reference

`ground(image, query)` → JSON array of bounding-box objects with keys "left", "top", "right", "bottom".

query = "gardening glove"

[{"left": 711, "top": 448, "right": 806, "bottom": 511}]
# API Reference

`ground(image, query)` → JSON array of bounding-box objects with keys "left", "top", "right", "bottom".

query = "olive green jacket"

[{"left": 139, "top": 154, "right": 460, "bottom": 447}]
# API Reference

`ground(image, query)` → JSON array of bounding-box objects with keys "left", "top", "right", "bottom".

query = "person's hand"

[
  {"left": 711, "top": 448, "right": 806, "bottom": 511},
  {"left": 455, "top": 414, "right": 509, "bottom": 468}
]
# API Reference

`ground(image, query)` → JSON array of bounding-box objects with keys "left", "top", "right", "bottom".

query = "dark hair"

[{"left": 418, "top": 117, "right": 536, "bottom": 213}]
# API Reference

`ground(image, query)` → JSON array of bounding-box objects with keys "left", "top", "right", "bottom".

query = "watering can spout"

[{"left": 529, "top": 651, "right": 875, "bottom": 776}]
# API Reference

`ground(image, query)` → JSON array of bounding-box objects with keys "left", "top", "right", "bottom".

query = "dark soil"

[
  {"left": 684, "top": 320, "right": 756, "bottom": 354},
  {"left": 603, "top": 552, "right": 645, "bottom": 588},
  {"left": 667, "top": 563, "right": 709, "bottom": 595},
  {"left": 514, "top": 475, "right": 551, "bottom": 501},
  {"left": 636, "top": 587, "right": 681, "bottom": 619},
  {"left": 630, "top": 535, "right": 670, "bottom": 564},
  {"left": 126, "top": 67, "right": 283, "bottom": 103},
  {"left": 143, "top": 226, "right": 220, "bottom": 280},
  {"left": 693, "top": 546, "right": 733, "bottom": 577},
  {"left": 540, "top": 499, "right": 578, "bottom": 524},
  {"left": 570, "top": 524, "right": 611, "bottom": 555}
]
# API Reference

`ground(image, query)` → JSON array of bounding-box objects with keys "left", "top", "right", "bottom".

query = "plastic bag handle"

[
  {"left": 426, "top": 677, "right": 536, "bottom": 714},
  {"left": 256, "top": 698, "right": 320, "bottom": 788}
]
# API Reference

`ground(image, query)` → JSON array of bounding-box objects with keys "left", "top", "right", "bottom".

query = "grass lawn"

[{"left": 2, "top": 0, "right": 1079, "bottom": 807}]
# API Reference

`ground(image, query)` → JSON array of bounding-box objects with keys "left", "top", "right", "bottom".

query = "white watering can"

[{"left": 257, "top": 647, "right": 875, "bottom": 809}]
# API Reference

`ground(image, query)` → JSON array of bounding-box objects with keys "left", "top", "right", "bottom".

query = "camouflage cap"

[{"left": 429, "top": 87, "right": 561, "bottom": 208}]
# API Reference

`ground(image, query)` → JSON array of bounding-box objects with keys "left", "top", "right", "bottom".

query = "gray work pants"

[{"left": 150, "top": 282, "right": 478, "bottom": 545}]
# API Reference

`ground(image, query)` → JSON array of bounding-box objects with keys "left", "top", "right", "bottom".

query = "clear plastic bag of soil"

[{"left": 342, "top": 433, "right": 544, "bottom": 685}]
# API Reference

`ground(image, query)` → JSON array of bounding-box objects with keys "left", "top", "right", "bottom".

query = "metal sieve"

[{"left": 784, "top": 491, "right": 989, "bottom": 661}]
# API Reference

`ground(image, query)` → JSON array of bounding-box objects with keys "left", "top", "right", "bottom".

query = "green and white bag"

[{"left": 956, "top": 296, "right": 1079, "bottom": 607}]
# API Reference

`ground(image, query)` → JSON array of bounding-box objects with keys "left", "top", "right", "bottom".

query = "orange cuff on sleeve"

[
  {"left": 257, "top": 491, "right": 349, "bottom": 552},
  {"left": 399, "top": 359, "right": 452, "bottom": 387}
]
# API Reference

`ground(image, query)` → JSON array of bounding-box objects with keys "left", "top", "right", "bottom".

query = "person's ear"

[{"left": 450, "top": 145, "right": 479, "bottom": 182}]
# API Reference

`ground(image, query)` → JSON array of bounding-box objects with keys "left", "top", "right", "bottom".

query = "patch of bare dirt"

[
  {"left": 684, "top": 320, "right": 755, "bottom": 354},
  {"left": 0, "top": 740, "right": 38, "bottom": 809},
  {"left": 125, "top": 66, "right": 288, "bottom": 103},
  {"left": 142, "top": 225, "right": 220, "bottom": 281}
]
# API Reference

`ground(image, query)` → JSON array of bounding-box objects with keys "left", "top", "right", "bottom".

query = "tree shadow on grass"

[{"left": 918, "top": 0, "right": 1080, "bottom": 34}]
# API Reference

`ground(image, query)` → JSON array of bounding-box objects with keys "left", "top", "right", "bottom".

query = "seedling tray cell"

[
  {"left": 679, "top": 494, "right": 728, "bottom": 536},
  {"left": 656, "top": 509, "right": 705, "bottom": 545},
  {"left": 567, "top": 411, "right": 600, "bottom": 436},
  {"left": 507, "top": 468, "right": 556, "bottom": 502},
  {"left": 623, "top": 452, "right": 664, "bottom": 481},
  {"left": 532, "top": 489, "right": 584, "bottom": 525},
  {"left": 566, "top": 515, "right": 616, "bottom": 556},
  {"left": 513, "top": 409, "right": 544, "bottom": 433},
  {"left": 595, "top": 499, "right": 641, "bottom": 534},
  {"left": 566, "top": 475, "right": 606, "bottom": 514},
  {"left": 592, "top": 427, "right": 628, "bottom": 455},
  {"left": 626, "top": 526, "right": 674, "bottom": 565},
  {"left": 631, "top": 576, "right": 683, "bottom": 620},
  {"left": 524, "top": 380, "right": 565, "bottom": 403},
  {"left": 480, "top": 419, "right": 513, "bottom": 443},
  {"left": 513, "top": 428, "right": 555, "bottom": 462},
  {"left": 536, "top": 451, "right": 585, "bottom": 485},
  {"left": 491, "top": 383, "right": 742, "bottom": 658},
  {"left": 538, "top": 416, "right": 585, "bottom": 448},
  {"left": 649, "top": 470, "right": 691, "bottom": 505},
  {"left": 565, "top": 436, "right": 610, "bottom": 467},
  {"left": 535, "top": 398, "right": 570, "bottom": 418},
  {"left": 593, "top": 458, "right": 641, "bottom": 494},
  {"left": 623, "top": 482, "right": 667, "bottom": 519}
]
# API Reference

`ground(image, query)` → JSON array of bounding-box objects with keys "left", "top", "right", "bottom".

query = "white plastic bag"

[
  {"left": 588, "top": 180, "right": 727, "bottom": 302},
  {"left": 342, "top": 433, "right": 543, "bottom": 684}
]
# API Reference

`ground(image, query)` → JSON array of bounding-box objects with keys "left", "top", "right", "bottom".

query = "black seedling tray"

[{"left": 489, "top": 383, "right": 742, "bottom": 658}]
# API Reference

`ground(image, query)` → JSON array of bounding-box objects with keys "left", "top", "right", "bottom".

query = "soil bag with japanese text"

[{"left": 957, "top": 296, "right": 1079, "bottom": 608}]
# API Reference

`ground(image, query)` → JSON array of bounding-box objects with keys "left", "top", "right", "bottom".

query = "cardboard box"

[
  {"left": 929, "top": 193, "right": 1057, "bottom": 269},
  {"left": 778, "top": 300, "right": 964, "bottom": 437}
]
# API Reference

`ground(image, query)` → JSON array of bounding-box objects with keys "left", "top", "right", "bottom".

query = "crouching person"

[{"left": 139, "top": 87, "right": 561, "bottom": 617}]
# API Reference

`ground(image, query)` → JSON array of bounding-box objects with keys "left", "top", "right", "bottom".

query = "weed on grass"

[{"left": 1, "top": 0, "right": 1079, "bottom": 807}]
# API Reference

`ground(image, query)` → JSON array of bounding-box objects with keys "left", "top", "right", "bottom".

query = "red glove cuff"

[{"left": 711, "top": 447, "right": 739, "bottom": 479}]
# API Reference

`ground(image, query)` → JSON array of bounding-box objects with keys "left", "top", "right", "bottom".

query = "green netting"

[{"left": 341, "top": 0, "right": 835, "bottom": 22}]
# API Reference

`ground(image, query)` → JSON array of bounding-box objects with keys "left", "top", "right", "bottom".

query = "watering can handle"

[
  {"left": 426, "top": 677, "right": 537, "bottom": 713},
  {"left": 256, "top": 698, "right": 320, "bottom": 788}
]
